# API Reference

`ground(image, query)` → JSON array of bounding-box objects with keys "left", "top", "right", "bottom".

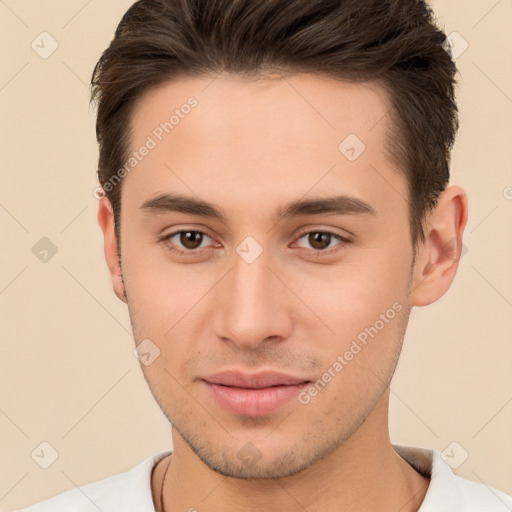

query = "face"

[{"left": 113, "top": 72, "right": 417, "bottom": 478}]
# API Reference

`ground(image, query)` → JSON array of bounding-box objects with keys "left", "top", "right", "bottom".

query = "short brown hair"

[{"left": 90, "top": 0, "right": 458, "bottom": 247}]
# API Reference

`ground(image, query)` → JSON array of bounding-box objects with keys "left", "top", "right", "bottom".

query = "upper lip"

[{"left": 202, "top": 370, "right": 310, "bottom": 389}]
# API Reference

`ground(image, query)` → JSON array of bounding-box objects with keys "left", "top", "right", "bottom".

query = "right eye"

[{"left": 160, "top": 229, "right": 216, "bottom": 255}]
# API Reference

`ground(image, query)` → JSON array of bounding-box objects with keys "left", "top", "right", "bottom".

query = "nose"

[{"left": 212, "top": 243, "right": 294, "bottom": 350}]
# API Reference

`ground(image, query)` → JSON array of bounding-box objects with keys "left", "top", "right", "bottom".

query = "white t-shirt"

[{"left": 18, "top": 444, "right": 512, "bottom": 511}]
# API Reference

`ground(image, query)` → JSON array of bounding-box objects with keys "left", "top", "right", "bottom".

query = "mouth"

[{"left": 201, "top": 370, "right": 311, "bottom": 417}]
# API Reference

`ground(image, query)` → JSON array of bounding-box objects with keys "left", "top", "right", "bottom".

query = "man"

[{"left": 20, "top": 0, "right": 512, "bottom": 510}]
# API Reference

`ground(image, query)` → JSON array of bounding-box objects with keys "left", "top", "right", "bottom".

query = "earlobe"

[
  {"left": 409, "top": 185, "right": 468, "bottom": 307},
  {"left": 97, "top": 196, "right": 127, "bottom": 303}
]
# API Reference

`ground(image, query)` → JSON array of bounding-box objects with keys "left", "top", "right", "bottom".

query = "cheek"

[
  {"left": 122, "top": 244, "right": 206, "bottom": 328},
  {"left": 286, "top": 250, "right": 412, "bottom": 389},
  {"left": 296, "top": 296, "right": 409, "bottom": 412},
  {"left": 124, "top": 257, "right": 216, "bottom": 382},
  {"left": 293, "top": 249, "right": 411, "bottom": 334}
]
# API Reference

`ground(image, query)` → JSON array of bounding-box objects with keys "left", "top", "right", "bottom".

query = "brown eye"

[
  {"left": 178, "top": 231, "right": 204, "bottom": 250},
  {"left": 296, "top": 230, "right": 348, "bottom": 252},
  {"left": 307, "top": 232, "right": 332, "bottom": 250},
  {"left": 162, "top": 230, "right": 213, "bottom": 252}
]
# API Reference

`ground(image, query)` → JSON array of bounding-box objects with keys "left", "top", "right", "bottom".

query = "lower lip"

[{"left": 202, "top": 380, "right": 309, "bottom": 416}]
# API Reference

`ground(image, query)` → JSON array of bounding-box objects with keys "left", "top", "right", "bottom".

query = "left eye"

[{"left": 296, "top": 230, "right": 348, "bottom": 251}]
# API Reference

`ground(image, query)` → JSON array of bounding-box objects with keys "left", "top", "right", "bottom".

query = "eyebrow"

[{"left": 139, "top": 192, "right": 376, "bottom": 222}]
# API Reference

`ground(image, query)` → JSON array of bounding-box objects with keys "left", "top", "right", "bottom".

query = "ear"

[
  {"left": 409, "top": 185, "right": 468, "bottom": 307},
  {"left": 97, "top": 196, "right": 127, "bottom": 303}
]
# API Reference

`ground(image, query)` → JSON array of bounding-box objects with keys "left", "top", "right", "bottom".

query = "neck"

[{"left": 153, "top": 389, "right": 430, "bottom": 512}]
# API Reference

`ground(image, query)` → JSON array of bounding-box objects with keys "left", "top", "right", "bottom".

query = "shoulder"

[
  {"left": 17, "top": 450, "right": 171, "bottom": 512},
  {"left": 422, "top": 448, "right": 512, "bottom": 511},
  {"left": 442, "top": 468, "right": 512, "bottom": 511},
  {"left": 394, "top": 444, "right": 512, "bottom": 512}
]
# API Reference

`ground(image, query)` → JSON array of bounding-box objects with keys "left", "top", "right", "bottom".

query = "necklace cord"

[{"left": 159, "top": 455, "right": 172, "bottom": 512}]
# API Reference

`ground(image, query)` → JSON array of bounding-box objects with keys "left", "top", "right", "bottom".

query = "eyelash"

[{"left": 159, "top": 228, "right": 352, "bottom": 257}]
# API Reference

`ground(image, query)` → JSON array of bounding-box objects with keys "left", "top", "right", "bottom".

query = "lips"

[
  {"left": 201, "top": 370, "right": 310, "bottom": 416},
  {"left": 203, "top": 370, "right": 309, "bottom": 388}
]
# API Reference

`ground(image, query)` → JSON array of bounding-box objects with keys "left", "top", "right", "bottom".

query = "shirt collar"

[{"left": 393, "top": 443, "right": 465, "bottom": 511}]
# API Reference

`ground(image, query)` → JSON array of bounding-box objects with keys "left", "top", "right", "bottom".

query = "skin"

[{"left": 98, "top": 72, "right": 468, "bottom": 511}]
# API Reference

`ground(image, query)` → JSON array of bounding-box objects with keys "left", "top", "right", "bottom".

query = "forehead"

[
  {"left": 130, "top": 72, "right": 391, "bottom": 150},
  {"left": 124, "top": 72, "right": 405, "bottom": 221}
]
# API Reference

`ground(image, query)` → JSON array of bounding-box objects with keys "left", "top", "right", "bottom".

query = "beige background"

[{"left": 1, "top": 1, "right": 511, "bottom": 510}]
